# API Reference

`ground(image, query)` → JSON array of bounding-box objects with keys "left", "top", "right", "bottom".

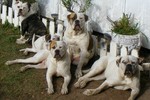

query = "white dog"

[
  {"left": 46, "top": 40, "right": 71, "bottom": 94},
  {"left": 19, "top": 34, "right": 60, "bottom": 55},
  {"left": 63, "top": 12, "right": 97, "bottom": 78},
  {"left": 5, "top": 34, "right": 60, "bottom": 71},
  {"left": 74, "top": 55, "right": 148, "bottom": 100}
]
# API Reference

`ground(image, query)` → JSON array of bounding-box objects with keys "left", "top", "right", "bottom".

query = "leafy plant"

[
  {"left": 74, "top": 0, "right": 92, "bottom": 12},
  {"left": 61, "top": 0, "right": 92, "bottom": 12},
  {"left": 61, "top": 0, "right": 74, "bottom": 12},
  {"left": 108, "top": 13, "right": 140, "bottom": 35}
]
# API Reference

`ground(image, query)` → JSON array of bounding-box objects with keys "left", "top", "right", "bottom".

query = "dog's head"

[
  {"left": 15, "top": 0, "right": 21, "bottom": 4},
  {"left": 51, "top": 34, "right": 60, "bottom": 41},
  {"left": 49, "top": 41, "right": 67, "bottom": 60},
  {"left": 116, "top": 55, "right": 143, "bottom": 78},
  {"left": 17, "top": 2, "right": 31, "bottom": 17},
  {"left": 12, "top": 0, "right": 23, "bottom": 11},
  {"left": 67, "top": 12, "right": 88, "bottom": 33}
]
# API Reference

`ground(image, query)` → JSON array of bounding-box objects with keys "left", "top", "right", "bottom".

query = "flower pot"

[{"left": 111, "top": 33, "right": 141, "bottom": 52}]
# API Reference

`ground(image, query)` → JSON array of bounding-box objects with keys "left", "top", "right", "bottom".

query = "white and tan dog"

[
  {"left": 46, "top": 40, "right": 71, "bottom": 94},
  {"left": 5, "top": 34, "right": 60, "bottom": 71},
  {"left": 63, "top": 12, "right": 97, "bottom": 78},
  {"left": 6, "top": 40, "right": 71, "bottom": 94},
  {"left": 74, "top": 55, "right": 148, "bottom": 100},
  {"left": 19, "top": 34, "right": 60, "bottom": 55}
]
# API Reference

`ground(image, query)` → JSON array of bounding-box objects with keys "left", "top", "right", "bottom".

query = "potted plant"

[
  {"left": 61, "top": 0, "right": 74, "bottom": 12},
  {"left": 107, "top": 13, "right": 141, "bottom": 53},
  {"left": 61, "top": 0, "right": 92, "bottom": 13}
]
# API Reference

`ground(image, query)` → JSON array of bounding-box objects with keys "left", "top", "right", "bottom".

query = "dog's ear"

[
  {"left": 84, "top": 14, "right": 88, "bottom": 22},
  {"left": 27, "top": 2, "right": 31, "bottom": 11},
  {"left": 116, "top": 57, "right": 122, "bottom": 67},
  {"left": 67, "top": 13, "right": 77, "bottom": 22},
  {"left": 45, "top": 34, "right": 51, "bottom": 42}
]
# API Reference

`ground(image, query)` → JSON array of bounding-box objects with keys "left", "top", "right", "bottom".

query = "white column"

[
  {"left": 7, "top": 7, "right": 13, "bottom": 24},
  {"left": 110, "top": 41, "right": 118, "bottom": 57},
  {"left": 1, "top": 5, "right": 7, "bottom": 24}
]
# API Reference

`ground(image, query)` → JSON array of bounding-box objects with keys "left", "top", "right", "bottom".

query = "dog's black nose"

[
  {"left": 125, "top": 64, "right": 133, "bottom": 77},
  {"left": 55, "top": 49, "right": 60, "bottom": 54},
  {"left": 75, "top": 20, "right": 80, "bottom": 24}
]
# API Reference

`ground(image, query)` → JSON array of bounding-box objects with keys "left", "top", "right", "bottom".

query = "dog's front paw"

[
  {"left": 74, "top": 81, "right": 80, "bottom": 88},
  {"left": 128, "top": 97, "right": 134, "bottom": 100},
  {"left": 83, "top": 89, "right": 96, "bottom": 96},
  {"left": 74, "top": 77, "right": 86, "bottom": 88},
  {"left": 75, "top": 69, "right": 82, "bottom": 78},
  {"left": 20, "top": 49, "right": 28, "bottom": 55},
  {"left": 20, "top": 66, "right": 27, "bottom": 72},
  {"left": 23, "top": 50, "right": 28, "bottom": 55},
  {"left": 47, "top": 88, "right": 54, "bottom": 94},
  {"left": 19, "top": 49, "right": 25, "bottom": 52},
  {"left": 5, "top": 61, "right": 13, "bottom": 65},
  {"left": 61, "top": 87, "right": 68, "bottom": 95}
]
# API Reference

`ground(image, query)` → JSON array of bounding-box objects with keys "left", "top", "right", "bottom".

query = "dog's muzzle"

[
  {"left": 18, "top": 9, "right": 22, "bottom": 17},
  {"left": 124, "top": 64, "right": 135, "bottom": 77},
  {"left": 54, "top": 49, "right": 61, "bottom": 59},
  {"left": 74, "top": 20, "right": 81, "bottom": 31}
]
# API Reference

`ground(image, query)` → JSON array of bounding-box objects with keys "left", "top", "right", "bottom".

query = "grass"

[{"left": 0, "top": 21, "right": 49, "bottom": 100}]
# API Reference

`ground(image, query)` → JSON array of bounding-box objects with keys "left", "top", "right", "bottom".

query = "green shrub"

[{"left": 109, "top": 13, "right": 139, "bottom": 35}]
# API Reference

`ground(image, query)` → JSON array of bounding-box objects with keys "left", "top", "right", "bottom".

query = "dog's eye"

[
  {"left": 131, "top": 62, "right": 136, "bottom": 64},
  {"left": 18, "top": 6, "right": 20, "bottom": 8},
  {"left": 80, "top": 17, "right": 83, "bottom": 20},
  {"left": 52, "top": 46, "right": 56, "bottom": 49},
  {"left": 122, "top": 60, "right": 127, "bottom": 64},
  {"left": 59, "top": 46, "right": 62, "bottom": 49}
]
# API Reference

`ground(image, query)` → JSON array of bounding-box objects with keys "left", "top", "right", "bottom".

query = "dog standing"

[
  {"left": 63, "top": 12, "right": 97, "bottom": 78},
  {"left": 75, "top": 55, "right": 146, "bottom": 100}
]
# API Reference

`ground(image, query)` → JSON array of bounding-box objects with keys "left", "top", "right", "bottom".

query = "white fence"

[
  {"left": 0, "top": 5, "right": 58, "bottom": 36},
  {"left": 0, "top": 4, "right": 139, "bottom": 58},
  {"left": 37, "top": 0, "right": 150, "bottom": 50}
]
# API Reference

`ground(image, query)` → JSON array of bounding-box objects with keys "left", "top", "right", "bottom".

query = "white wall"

[
  {"left": 37, "top": 0, "right": 150, "bottom": 49},
  {"left": 36, "top": 0, "right": 60, "bottom": 18}
]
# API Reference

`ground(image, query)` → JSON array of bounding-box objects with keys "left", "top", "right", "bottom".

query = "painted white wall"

[
  {"left": 36, "top": 0, "right": 60, "bottom": 18},
  {"left": 37, "top": 0, "right": 150, "bottom": 49}
]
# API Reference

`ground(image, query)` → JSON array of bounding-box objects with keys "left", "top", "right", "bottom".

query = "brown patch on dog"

[
  {"left": 67, "top": 13, "right": 77, "bottom": 23},
  {"left": 49, "top": 40, "right": 57, "bottom": 49},
  {"left": 88, "top": 35, "right": 93, "bottom": 51}
]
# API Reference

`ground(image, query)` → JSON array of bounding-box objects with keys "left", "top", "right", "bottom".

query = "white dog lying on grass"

[{"left": 5, "top": 34, "right": 60, "bottom": 71}]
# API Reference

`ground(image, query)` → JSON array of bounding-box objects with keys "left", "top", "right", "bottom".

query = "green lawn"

[{"left": 0, "top": 22, "right": 50, "bottom": 100}]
